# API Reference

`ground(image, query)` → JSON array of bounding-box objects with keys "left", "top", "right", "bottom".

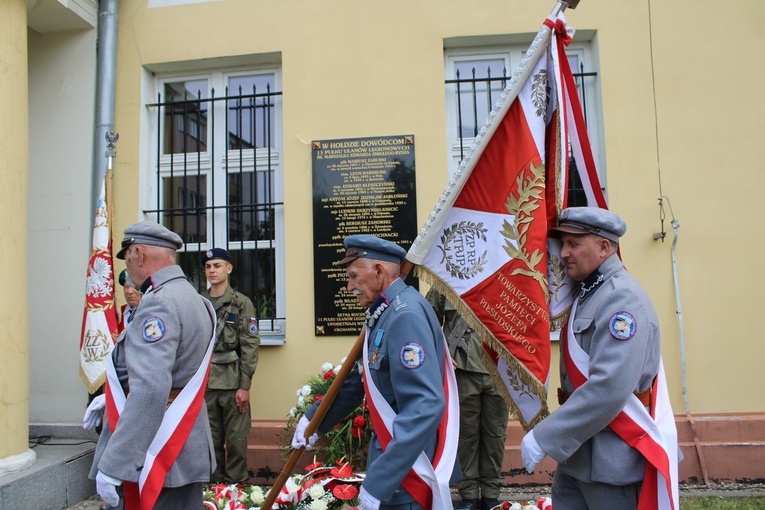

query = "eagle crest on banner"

[{"left": 437, "top": 221, "right": 488, "bottom": 280}]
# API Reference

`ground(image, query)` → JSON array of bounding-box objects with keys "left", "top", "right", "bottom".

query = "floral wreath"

[{"left": 282, "top": 357, "right": 372, "bottom": 468}]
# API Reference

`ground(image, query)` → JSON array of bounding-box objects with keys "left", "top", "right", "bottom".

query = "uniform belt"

[
  {"left": 557, "top": 387, "right": 651, "bottom": 407},
  {"left": 212, "top": 351, "right": 239, "bottom": 364},
  {"left": 124, "top": 388, "right": 182, "bottom": 403}
]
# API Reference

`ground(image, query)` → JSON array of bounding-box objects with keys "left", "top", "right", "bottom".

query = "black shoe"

[
  {"left": 481, "top": 498, "right": 502, "bottom": 510},
  {"left": 455, "top": 499, "right": 479, "bottom": 510}
]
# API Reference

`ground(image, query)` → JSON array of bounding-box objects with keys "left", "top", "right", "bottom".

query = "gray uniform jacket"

[
  {"left": 533, "top": 254, "right": 660, "bottom": 485},
  {"left": 90, "top": 265, "right": 216, "bottom": 487},
  {"left": 306, "top": 278, "right": 460, "bottom": 505}
]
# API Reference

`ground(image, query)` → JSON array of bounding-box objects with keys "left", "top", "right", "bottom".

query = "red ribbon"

[{"left": 544, "top": 17, "right": 572, "bottom": 46}]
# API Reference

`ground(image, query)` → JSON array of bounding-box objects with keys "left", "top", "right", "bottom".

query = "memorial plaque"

[{"left": 313, "top": 135, "right": 418, "bottom": 335}]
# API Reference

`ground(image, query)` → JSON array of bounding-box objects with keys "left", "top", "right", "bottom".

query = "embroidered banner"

[
  {"left": 79, "top": 170, "right": 119, "bottom": 394},
  {"left": 406, "top": 11, "right": 606, "bottom": 429}
]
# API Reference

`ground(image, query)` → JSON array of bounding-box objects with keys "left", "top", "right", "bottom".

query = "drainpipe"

[{"left": 91, "top": 0, "right": 119, "bottom": 210}]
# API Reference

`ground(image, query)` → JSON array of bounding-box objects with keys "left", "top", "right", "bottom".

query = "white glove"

[
  {"left": 96, "top": 471, "right": 122, "bottom": 508},
  {"left": 521, "top": 429, "right": 547, "bottom": 473},
  {"left": 359, "top": 486, "right": 380, "bottom": 510},
  {"left": 291, "top": 415, "right": 318, "bottom": 450},
  {"left": 83, "top": 394, "right": 106, "bottom": 430}
]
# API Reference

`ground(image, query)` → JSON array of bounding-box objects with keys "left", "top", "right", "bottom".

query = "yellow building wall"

[
  {"left": 111, "top": 0, "right": 765, "bottom": 421},
  {"left": 0, "top": 0, "right": 30, "bottom": 460}
]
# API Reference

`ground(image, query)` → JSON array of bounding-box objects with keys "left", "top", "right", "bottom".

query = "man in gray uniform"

[
  {"left": 88, "top": 221, "right": 215, "bottom": 509},
  {"left": 521, "top": 207, "right": 662, "bottom": 510},
  {"left": 291, "top": 234, "right": 460, "bottom": 510},
  {"left": 427, "top": 289, "right": 508, "bottom": 510},
  {"left": 202, "top": 247, "right": 260, "bottom": 483}
]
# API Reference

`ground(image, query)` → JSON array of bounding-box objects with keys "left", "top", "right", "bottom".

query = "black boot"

[
  {"left": 481, "top": 497, "right": 501, "bottom": 510},
  {"left": 455, "top": 499, "right": 479, "bottom": 510}
]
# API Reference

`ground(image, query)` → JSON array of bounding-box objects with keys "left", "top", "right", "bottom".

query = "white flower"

[
  {"left": 308, "top": 484, "right": 325, "bottom": 499},
  {"left": 296, "top": 388, "right": 303, "bottom": 397},
  {"left": 333, "top": 365, "right": 342, "bottom": 373},
  {"left": 321, "top": 362, "right": 333, "bottom": 373},
  {"left": 509, "top": 503, "right": 523, "bottom": 510},
  {"left": 522, "top": 505, "right": 540, "bottom": 510},
  {"left": 340, "top": 356, "right": 347, "bottom": 363},
  {"left": 249, "top": 486, "right": 264, "bottom": 505},
  {"left": 300, "top": 385, "right": 312, "bottom": 397},
  {"left": 297, "top": 396, "right": 305, "bottom": 406},
  {"left": 290, "top": 407, "right": 297, "bottom": 417},
  {"left": 310, "top": 500, "right": 328, "bottom": 510}
]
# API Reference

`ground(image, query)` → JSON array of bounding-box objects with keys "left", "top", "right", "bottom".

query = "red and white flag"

[
  {"left": 406, "top": 10, "right": 603, "bottom": 429},
  {"left": 79, "top": 171, "right": 120, "bottom": 394}
]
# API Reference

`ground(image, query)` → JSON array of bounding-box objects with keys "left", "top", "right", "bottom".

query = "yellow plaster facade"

[
  {"left": 0, "top": 0, "right": 30, "bottom": 462},
  {"left": 105, "top": 0, "right": 765, "bottom": 423}
]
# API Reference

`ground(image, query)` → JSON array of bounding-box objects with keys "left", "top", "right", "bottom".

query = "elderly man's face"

[
  {"left": 345, "top": 258, "right": 384, "bottom": 308},
  {"left": 559, "top": 233, "right": 611, "bottom": 281},
  {"left": 123, "top": 284, "right": 141, "bottom": 308},
  {"left": 124, "top": 245, "right": 146, "bottom": 287}
]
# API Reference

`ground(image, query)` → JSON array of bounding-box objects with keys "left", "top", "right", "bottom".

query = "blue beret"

[
  {"left": 336, "top": 234, "right": 406, "bottom": 266},
  {"left": 202, "top": 247, "right": 232, "bottom": 265},
  {"left": 550, "top": 207, "right": 627, "bottom": 243},
  {"left": 116, "top": 221, "right": 183, "bottom": 259}
]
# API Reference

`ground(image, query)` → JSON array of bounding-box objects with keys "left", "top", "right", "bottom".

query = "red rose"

[
  {"left": 323, "top": 370, "right": 335, "bottom": 380},
  {"left": 315, "top": 394, "right": 324, "bottom": 403},
  {"left": 351, "top": 427, "right": 361, "bottom": 438},
  {"left": 353, "top": 415, "right": 366, "bottom": 428}
]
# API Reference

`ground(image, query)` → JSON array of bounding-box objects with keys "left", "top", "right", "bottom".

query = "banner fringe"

[{"left": 417, "top": 266, "right": 550, "bottom": 430}]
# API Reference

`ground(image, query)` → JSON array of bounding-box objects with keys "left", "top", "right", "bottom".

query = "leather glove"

[
  {"left": 291, "top": 415, "right": 318, "bottom": 450},
  {"left": 359, "top": 486, "right": 381, "bottom": 510},
  {"left": 83, "top": 394, "right": 106, "bottom": 431},
  {"left": 521, "top": 429, "right": 547, "bottom": 473},
  {"left": 96, "top": 471, "right": 122, "bottom": 507}
]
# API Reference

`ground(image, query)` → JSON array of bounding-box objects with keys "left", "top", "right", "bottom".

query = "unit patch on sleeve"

[
  {"left": 142, "top": 317, "right": 166, "bottom": 343},
  {"left": 609, "top": 311, "right": 637, "bottom": 340},
  {"left": 248, "top": 317, "right": 259, "bottom": 335},
  {"left": 400, "top": 341, "right": 425, "bottom": 369}
]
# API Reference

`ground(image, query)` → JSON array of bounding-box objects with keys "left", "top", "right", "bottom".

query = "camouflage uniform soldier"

[{"left": 202, "top": 248, "right": 260, "bottom": 483}]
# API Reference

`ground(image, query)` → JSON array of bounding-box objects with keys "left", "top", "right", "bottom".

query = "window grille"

[
  {"left": 446, "top": 59, "right": 600, "bottom": 207},
  {"left": 145, "top": 77, "right": 285, "bottom": 342}
]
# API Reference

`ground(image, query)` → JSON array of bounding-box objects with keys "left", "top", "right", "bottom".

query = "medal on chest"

[{"left": 370, "top": 329, "right": 384, "bottom": 364}]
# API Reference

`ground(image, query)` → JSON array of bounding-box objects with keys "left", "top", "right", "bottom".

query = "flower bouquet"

[
  {"left": 282, "top": 358, "right": 372, "bottom": 468},
  {"left": 203, "top": 459, "right": 365, "bottom": 510},
  {"left": 491, "top": 498, "right": 552, "bottom": 510}
]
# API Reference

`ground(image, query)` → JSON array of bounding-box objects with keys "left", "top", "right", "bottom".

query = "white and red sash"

[
  {"left": 362, "top": 327, "right": 459, "bottom": 509},
  {"left": 104, "top": 298, "right": 216, "bottom": 510},
  {"left": 562, "top": 297, "right": 679, "bottom": 510}
]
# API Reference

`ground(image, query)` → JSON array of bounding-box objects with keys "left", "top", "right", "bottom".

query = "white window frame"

[
  {"left": 142, "top": 65, "right": 286, "bottom": 345},
  {"left": 444, "top": 40, "right": 606, "bottom": 186}
]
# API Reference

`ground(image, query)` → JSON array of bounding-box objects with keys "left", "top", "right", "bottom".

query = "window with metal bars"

[
  {"left": 145, "top": 70, "right": 286, "bottom": 344},
  {"left": 444, "top": 43, "right": 604, "bottom": 207}
]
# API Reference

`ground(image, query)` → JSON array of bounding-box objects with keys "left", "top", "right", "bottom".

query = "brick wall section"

[{"left": 245, "top": 413, "right": 765, "bottom": 486}]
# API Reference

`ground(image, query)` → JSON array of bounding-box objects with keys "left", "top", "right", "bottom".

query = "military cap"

[
  {"left": 116, "top": 220, "right": 184, "bottom": 259},
  {"left": 549, "top": 207, "right": 627, "bottom": 243},
  {"left": 336, "top": 234, "right": 407, "bottom": 266},
  {"left": 118, "top": 269, "right": 128, "bottom": 287},
  {"left": 202, "top": 247, "right": 232, "bottom": 265}
]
